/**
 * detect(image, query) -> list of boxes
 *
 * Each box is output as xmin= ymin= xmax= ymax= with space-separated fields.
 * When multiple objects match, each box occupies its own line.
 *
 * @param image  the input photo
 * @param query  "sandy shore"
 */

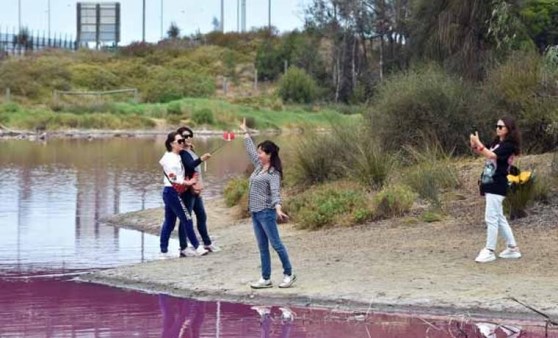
xmin=82 ymin=191 xmax=558 ymax=322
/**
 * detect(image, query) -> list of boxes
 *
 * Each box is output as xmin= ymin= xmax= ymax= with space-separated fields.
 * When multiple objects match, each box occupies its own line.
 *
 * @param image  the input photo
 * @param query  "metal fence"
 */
xmin=0 ymin=27 xmax=78 ymax=57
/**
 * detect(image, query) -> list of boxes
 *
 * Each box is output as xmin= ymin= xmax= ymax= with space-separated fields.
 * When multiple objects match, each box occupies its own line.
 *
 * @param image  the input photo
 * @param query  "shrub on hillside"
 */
xmin=70 ymin=64 xmax=121 ymax=91
xmin=286 ymin=182 xmax=373 ymax=229
xmin=477 ymin=51 xmax=558 ymax=153
xmin=373 ymin=184 xmax=416 ymax=220
xmin=278 ymin=67 xmax=318 ymax=104
xmin=143 ymin=68 xmax=215 ymax=103
xmin=367 ymin=64 xmax=474 ymax=155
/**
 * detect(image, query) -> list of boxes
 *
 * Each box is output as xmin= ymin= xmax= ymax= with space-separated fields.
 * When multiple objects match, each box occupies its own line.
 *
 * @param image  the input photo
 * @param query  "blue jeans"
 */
xmin=251 ymin=209 xmax=292 ymax=280
xmin=181 ymin=192 xmax=212 ymax=246
xmin=160 ymin=187 xmax=199 ymax=252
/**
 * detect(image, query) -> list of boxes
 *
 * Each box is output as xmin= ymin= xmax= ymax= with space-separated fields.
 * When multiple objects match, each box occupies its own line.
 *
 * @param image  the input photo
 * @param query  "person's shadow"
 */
xmin=159 ymin=294 xmax=205 ymax=338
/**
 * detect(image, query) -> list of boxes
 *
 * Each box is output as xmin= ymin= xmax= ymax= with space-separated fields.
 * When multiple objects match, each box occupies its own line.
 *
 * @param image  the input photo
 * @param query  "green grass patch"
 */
xmin=0 ymin=97 xmax=355 ymax=131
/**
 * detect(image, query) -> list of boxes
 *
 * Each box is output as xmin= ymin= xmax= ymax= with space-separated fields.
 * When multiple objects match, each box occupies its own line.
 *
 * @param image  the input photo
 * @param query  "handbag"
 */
xmin=163 ymin=170 xmax=188 ymax=194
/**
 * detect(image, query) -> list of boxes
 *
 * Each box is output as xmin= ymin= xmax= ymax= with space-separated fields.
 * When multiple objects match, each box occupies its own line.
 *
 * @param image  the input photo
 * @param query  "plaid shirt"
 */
xmin=244 ymin=137 xmax=282 ymax=213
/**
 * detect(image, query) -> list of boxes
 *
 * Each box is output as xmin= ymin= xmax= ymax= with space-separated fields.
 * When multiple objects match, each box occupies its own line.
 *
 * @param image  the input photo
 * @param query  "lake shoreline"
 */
xmin=82 ymin=197 xmax=558 ymax=326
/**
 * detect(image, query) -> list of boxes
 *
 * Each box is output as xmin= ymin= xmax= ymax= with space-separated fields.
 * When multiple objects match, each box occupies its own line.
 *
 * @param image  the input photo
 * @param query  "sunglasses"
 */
xmin=182 ymin=134 xmax=193 ymax=139
xmin=175 ymin=139 xmax=185 ymax=144
xmin=495 ymin=124 xmax=506 ymax=130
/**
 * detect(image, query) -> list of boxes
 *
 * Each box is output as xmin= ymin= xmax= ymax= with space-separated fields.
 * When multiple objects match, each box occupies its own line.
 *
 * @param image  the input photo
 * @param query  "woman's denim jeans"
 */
xmin=251 ymin=209 xmax=292 ymax=280
xmin=160 ymin=187 xmax=199 ymax=252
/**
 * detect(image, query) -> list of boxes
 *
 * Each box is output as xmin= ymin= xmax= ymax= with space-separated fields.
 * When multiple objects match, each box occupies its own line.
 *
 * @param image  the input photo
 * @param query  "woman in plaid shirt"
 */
xmin=240 ymin=118 xmax=296 ymax=289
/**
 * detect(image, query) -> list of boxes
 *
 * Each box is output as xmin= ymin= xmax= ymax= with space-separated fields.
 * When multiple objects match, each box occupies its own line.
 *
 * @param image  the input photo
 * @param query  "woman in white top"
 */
xmin=159 ymin=131 xmax=208 ymax=259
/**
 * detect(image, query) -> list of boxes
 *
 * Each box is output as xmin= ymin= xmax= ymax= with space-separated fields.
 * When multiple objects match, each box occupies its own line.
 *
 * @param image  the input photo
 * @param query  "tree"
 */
xmin=212 ymin=17 xmax=220 ymax=32
xmin=520 ymin=0 xmax=558 ymax=52
xmin=167 ymin=22 xmax=181 ymax=39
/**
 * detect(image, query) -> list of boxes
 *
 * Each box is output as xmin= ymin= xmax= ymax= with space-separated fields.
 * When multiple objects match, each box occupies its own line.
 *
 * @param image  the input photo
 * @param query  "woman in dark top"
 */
xmin=176 ymin=126 xmax=220 ymax=253
xmin=470 ymin=117 xmax=522 ymax=263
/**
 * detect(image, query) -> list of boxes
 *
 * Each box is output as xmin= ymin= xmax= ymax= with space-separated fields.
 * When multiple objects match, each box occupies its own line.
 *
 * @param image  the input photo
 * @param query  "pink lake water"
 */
xmin=0 ymin=137 xmax=554 ymax=337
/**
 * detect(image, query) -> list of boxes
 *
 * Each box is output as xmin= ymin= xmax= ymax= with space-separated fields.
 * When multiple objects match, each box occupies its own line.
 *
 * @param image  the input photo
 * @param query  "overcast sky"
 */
xmin=0 ymin=0 xmax=311 ymax=44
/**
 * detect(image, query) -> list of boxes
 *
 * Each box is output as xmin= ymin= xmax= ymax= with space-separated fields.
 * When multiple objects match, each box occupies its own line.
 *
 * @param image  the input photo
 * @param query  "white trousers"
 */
xmin=485 ymin=193 xmax=517 ymax=250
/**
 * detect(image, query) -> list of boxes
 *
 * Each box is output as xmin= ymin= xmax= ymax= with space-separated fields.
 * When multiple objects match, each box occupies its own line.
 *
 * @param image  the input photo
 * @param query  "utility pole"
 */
xmin=160 ymin=0 xmax=163 ymax=39
xmin=18 ymin=0 xmax=22 ymax=32
xmin=220 ymin=0 xmax=224 ymax=32
xmin=142 ymin=0 xmax=146 ymax=42
xmin=268 ymin=0 xmax=271 ymax=30
xmin=241 ymin=0 xmax=246 ymax=32
xmin=47 ymin=0 xmax=51 ymax=38
xmin=237 ymin=0 xmax=240 ymax=32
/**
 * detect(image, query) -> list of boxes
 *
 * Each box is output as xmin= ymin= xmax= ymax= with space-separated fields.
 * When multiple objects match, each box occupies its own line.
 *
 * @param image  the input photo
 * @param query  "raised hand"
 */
xmin=239 ymin=117 xmax=248 ymax=133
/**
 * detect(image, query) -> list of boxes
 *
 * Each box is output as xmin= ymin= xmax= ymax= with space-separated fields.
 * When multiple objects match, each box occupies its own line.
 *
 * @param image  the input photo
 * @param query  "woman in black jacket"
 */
xmin=470 ymin=116 xmax=522 ymax=263
xmin=177 ymin=127 xmax=221 ymax=253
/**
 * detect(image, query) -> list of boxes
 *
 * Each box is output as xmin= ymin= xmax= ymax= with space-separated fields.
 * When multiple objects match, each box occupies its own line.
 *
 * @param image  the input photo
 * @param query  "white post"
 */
xmin=6 ymin=88 xmax=11 ymax=102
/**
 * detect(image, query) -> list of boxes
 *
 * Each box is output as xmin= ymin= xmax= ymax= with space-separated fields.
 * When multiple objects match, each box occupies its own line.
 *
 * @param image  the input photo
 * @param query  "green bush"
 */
xmin=278 ymin=67 xmax=318 ymax=104
xmin=373 ymin=184 xmax=416 ymax=220
xmin=286 ymin=181 xmax=372 ymax=229
xmin=167 ymin=101 xmax=183 ymax=115
xmin=367 ymin=64 xmax=474 ymax=155
xmin=290 ymin=131 xmax=346 ymax=186
xmin=401 ymin=143 xmax=461 ymax=207
xmin=346 ymin=136 xmax=396 ymax=190
xmin=223 ymin=177 xmax=248 ymax=207
xmin=192 ymin=108 xmax=214 ymax=125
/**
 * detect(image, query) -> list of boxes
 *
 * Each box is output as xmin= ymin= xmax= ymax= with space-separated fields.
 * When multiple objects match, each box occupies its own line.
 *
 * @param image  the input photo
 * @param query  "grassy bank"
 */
xmin=0 ymin=97 xmax=357 ymax=132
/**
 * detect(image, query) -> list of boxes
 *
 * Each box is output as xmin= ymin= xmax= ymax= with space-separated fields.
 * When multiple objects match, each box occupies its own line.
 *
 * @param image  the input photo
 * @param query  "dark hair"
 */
xmin=177 ymin=126 xmax=193 ymax=137
xmin=492 ymin=116 xmax=521 ymax=155
xmin=165 ymin=131 xmax=180 ymax=152
xmin=257 ymin=140 xmax=283 ymax=179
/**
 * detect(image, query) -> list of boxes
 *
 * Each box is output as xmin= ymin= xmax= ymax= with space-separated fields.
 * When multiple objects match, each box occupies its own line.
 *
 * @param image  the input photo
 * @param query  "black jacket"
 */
xmin=179 ymin=149 xmax=202 ymax=179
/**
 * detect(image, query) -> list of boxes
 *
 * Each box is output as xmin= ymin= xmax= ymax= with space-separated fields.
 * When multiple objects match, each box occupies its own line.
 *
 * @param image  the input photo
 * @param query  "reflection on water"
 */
xmin=3 ymin=277 xmax=545 ymax=338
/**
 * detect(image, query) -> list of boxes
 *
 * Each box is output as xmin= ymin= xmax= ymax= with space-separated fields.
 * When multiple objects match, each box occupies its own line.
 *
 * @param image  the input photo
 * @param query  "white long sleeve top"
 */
xmin=159 ymin=152 xmax=186 ymax=186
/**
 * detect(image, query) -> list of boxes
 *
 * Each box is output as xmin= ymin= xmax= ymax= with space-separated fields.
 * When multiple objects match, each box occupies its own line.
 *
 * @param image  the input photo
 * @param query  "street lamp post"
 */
xmin=18 ymin=0 xmax=22 ymax=31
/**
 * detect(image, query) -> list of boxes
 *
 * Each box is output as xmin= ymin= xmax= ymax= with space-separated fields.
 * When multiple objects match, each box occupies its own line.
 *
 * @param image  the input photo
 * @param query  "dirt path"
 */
xmin=84 ymin=191 xmax=558 ymax=322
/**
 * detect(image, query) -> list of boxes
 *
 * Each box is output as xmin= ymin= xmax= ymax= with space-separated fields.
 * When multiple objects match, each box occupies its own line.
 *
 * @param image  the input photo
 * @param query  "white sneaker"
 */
xmin=279 ymin=307 xmax=294 ymax=321
xmin=159 ymin=252 xmax=173 ymax=260
xmin=475 ymin=248 xmax=496 ymax=263
xmin=278 ymin=274 xmax=297 ymax=288
xmin=250 ymin=278 xmax=272 ymax=289
xmin=204 ymin=244 xmax=222 ymax=253
xmin=180 ymin=247 xmax=196 ymax=257
xmin=250 ymin=305 xmax=271 ymax=317
xmin=194 ymin=246 xmax=209 ymax=256
xmin=499 ymin=247 xmax=522 ymax=259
